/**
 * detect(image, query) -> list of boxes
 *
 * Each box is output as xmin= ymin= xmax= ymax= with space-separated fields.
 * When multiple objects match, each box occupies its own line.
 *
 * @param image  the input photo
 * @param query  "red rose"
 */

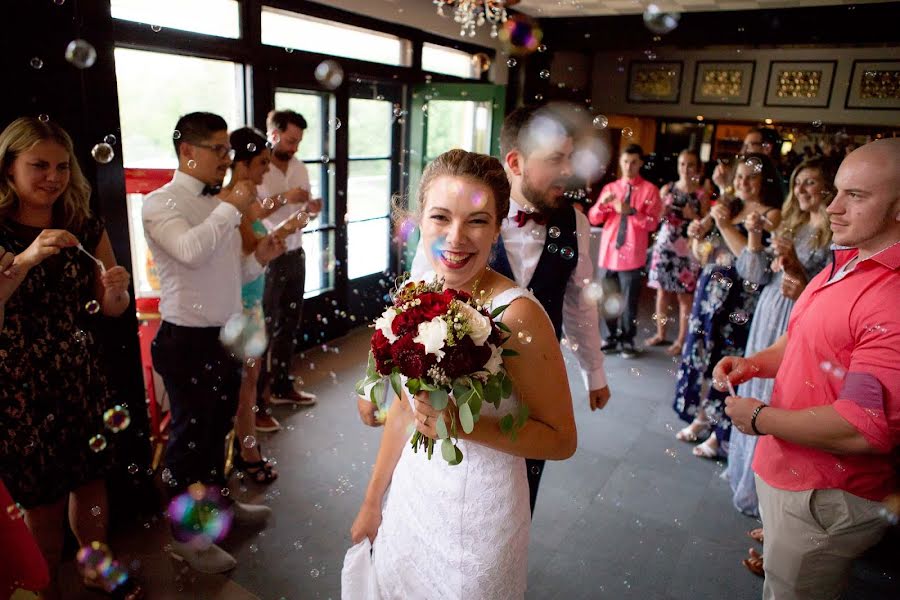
xmin=371 ymin=330 xmax=393 ymax=374
xmin=417 ymin=291 xmax=453 ymax=320
xmin=391 ymin=309 xmax=423 ymax=338
xmin=390 ymin=333 xmax=435 ymax=379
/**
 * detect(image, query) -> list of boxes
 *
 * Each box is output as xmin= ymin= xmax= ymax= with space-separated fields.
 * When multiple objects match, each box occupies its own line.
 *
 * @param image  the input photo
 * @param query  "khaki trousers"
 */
xmin=756 ymin=475 xmax=888 ymax=600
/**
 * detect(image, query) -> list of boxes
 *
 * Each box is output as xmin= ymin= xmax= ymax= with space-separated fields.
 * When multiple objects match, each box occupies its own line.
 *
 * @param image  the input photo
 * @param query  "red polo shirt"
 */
xmin=753 ymin=242 xmax=900 ymax=501
xmin=588 ymin=176 xmax=662 ymax=271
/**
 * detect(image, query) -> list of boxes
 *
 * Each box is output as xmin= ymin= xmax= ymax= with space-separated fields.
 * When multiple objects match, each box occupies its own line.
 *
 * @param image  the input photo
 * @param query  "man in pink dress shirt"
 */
xmin=588 ymin=144 xmax=662 ymax=358
xmin=714 ymin=138 xmax=900 ymax=600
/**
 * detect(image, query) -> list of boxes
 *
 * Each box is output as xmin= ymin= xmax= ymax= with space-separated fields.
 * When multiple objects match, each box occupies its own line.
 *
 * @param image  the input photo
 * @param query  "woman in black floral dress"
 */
xmin=0 ymin=118 xmax=141 ymax=599
xmin=646 ymin=149 xmax=709 ymax=356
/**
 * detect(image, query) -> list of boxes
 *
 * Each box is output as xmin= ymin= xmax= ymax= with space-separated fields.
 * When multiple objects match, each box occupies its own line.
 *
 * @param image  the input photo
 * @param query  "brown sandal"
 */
xmin=748 ymin=528 xmax=764 ymax=544
xmin=742 ymin=547 xmax=764 ymax=577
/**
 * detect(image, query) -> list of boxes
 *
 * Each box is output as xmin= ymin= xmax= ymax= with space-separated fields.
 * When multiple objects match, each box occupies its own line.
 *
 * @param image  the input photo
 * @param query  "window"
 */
xmin=347 ymin=97 xmax=394 ymax=279
xmin=273 ymin=89 xmax=337 ymax=296
xmin=422 ymin=43 xmax=478 ymax=79
xmin=424 ymin=100 xmax=492 ymax=160
xmin=261 ymin=7 xmax=411 ymax=66
xmin=114 ymin=48 xmax=244 ymax=167
xmin=111 ymin=0 xmax=241 ymax=38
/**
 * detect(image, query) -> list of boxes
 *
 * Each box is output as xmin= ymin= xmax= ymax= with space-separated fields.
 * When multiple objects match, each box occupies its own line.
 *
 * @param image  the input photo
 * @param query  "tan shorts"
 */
xmin=756 ymin=475 xmax=888 ymax=600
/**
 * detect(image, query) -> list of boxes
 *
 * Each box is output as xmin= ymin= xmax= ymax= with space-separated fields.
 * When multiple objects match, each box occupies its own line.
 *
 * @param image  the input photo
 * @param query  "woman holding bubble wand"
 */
xmin=0 ymin=117 xmax=141 ymax=598
xmin=671 ymin=153 xmax=782 ymax=460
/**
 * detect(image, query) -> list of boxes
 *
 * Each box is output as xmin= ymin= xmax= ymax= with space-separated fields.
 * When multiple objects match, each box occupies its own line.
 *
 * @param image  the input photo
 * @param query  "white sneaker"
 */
xmin=232 ymin=501 xmax=272 ymax=526
xmin=169 ymin=540 xmax=236 ymax=574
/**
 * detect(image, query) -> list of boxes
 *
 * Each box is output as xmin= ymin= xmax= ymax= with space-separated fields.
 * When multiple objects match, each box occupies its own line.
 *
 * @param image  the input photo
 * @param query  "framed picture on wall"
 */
xmin=626 ymin=61 xmax=682 ymax=104
xmin=764 ymin=61 xmax=836 ymax=108
xmin=691 ymin=61 xmax=755 ymax=105
xmin=845 ymin=60 xmax=900 ymax=110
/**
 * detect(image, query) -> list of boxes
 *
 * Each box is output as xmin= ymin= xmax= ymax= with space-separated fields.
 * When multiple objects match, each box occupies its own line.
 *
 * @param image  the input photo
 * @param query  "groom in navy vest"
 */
xmin=360 ymin=105 xmax=611 ymax=515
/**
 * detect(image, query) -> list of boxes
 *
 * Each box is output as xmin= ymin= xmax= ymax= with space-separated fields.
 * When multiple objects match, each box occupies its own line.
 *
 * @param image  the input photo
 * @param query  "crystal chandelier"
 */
xmin=433 ymin=0 xmax=519 ymax=38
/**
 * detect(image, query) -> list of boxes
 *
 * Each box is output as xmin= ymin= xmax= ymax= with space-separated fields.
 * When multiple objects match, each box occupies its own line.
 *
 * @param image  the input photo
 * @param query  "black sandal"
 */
xmin=233 ymin=442 xmax=278 ymax=484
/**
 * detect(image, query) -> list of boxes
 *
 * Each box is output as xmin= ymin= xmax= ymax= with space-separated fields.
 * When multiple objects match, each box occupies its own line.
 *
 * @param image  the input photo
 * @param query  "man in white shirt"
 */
xmin=360 ymin=106 xmax=611 ymax=513
xmin=256 ymin=109 xmax=322 ymax=409
xmin=143 ymin=112 xmax=285 ymax=573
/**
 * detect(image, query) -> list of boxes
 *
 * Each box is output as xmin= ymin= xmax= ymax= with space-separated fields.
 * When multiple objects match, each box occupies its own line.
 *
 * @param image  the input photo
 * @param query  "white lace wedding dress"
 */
xmin=345 ymin=286 xmax=542 ymax=600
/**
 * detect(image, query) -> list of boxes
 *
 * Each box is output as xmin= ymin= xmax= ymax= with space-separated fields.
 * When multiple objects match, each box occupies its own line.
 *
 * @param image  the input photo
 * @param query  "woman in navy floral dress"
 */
xmin=671 ymin=154 xmax=784 ymax=459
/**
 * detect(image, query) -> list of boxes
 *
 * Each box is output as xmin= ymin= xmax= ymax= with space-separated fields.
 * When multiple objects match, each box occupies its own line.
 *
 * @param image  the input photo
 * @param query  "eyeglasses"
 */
xmin=192 ymin=143 xmax=236 ymax=160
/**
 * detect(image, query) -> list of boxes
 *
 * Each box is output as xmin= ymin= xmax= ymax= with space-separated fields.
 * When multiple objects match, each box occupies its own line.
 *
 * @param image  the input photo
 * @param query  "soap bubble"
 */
xmin=38 ymin=114 xmax=50 ymax=123
xmin=30 ymin=57 xmax=43 ymax=69
xmin=173 ymin=130 xmax=181 ymax=140
xmin=560 ymin=246 xmax=575 ymax=260
xmin=88 ymin=434 xmax=107 ymax=452
xmin=742 ymin=280 xmax=760 ymax=293
xmin=745 ymin=156 xmax=764 ymax=173
xmin=593 ymin=115 xmax=609 ymax=129
xmin=315 ymin=60 xmax=344 ymax=90
xmin=548 ymin=226 xmax=561 ymax=238
xmin=328 ymin=117 xmax=342 ymax=131
xmin=517 ymin=331 xmax=533 ymax=344
xmin=539 ymin=69 xmax=550 ymax=80
xmin=103 ymin=405 xmax=131 ymax=433
xmin=103 ymin=134 xmax=117 ymax=145
xmin=602 ymin=293 xmax=625 ymax=318
xmin=167 ymin=483 xmax=233 ymax=548
xmin=220 ymin=312 xmax=268 ymax=360
xmin=85 ymin=300 xmax=101 ymax=314
xmin=6 ymin=502 xmax=24 ymax=520
xmin=729 ymin=310 xmax=749 ymax=325
xmin=76 ymin=541 xmax=113 ymax=580
xmin=582 ymin=281 xmax=604 ymax=303
xmin=242 ymin=435 xmax=257 ymax=449
xmin=622 ymin=127 xmax=634 ymax=138
xmin=247 ymin=143 xmax=256 ymax=152
xmin=471 ymin=52 xmax=491 ymax=73
xmin=547 ymin=243 xmax=559 ymax=254
xmin=499 ymin=14 xmax=542 ymax=55
xmin=91 ymin=143 xmax=115 ymax=164
xmin=65 ymin=39 xmax=97 ymax=69
xmin=187 ymin=159 xmax=197 ymax=169
xmin=507 ymin=58 xmax=517 ymax=68
xmin=643 ymin=5 xmax=680 ymax=35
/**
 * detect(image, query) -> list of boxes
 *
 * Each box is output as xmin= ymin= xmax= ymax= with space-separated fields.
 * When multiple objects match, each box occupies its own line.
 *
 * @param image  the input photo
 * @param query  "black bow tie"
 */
xmin=201 ymin=184 xmax=222 ymax=196
xmin=513 ymin=210 xmax=548 ymax=228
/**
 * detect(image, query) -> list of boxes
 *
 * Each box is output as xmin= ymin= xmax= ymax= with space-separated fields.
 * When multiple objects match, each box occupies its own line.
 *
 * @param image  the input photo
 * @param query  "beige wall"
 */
xmin=592 ymin=46 xmax=900 ymax=127
xmin=307 ymin=0 xmax=509 ymax=83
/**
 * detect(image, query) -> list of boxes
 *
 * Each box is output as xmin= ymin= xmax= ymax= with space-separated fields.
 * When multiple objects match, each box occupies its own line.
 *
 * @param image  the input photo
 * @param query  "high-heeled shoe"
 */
xmin=675 ymin=419 xmax=710 ymax=442
xmin=232 ymin=441 xmax=278 ymax=484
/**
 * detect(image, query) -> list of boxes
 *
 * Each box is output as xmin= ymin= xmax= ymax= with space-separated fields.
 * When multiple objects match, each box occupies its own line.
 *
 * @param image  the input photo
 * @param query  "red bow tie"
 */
xmin=513 ymin=210 xmax=547 ymax=228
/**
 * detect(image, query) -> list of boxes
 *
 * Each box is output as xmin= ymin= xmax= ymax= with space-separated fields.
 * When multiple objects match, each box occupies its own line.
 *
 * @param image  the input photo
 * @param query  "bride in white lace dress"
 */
xmin=345 ymin=150 xmax=576 ymax=599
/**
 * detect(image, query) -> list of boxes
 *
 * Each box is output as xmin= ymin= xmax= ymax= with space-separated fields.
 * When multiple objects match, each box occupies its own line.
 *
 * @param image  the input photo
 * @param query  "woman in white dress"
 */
xmin=347 ymin=149 xmax=577 ymax=599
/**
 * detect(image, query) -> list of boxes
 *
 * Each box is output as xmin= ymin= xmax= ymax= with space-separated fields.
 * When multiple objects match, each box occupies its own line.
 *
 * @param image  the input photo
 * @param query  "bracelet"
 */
xmin=750 ymin=404 xmax=767 ymax=435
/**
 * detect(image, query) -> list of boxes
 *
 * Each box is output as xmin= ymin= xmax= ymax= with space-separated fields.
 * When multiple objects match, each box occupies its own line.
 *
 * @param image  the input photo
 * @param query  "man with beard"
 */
xmin=361 ymin=105 xmax=611 ymax=514
xmin=256 ymin=110 xmax=323 ymax=419
xmin=588 ymin=144 xmax=662 ymax=358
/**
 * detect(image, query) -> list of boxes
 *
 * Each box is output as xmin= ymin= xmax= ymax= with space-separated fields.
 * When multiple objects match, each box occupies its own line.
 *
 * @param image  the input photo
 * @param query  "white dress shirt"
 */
xmin=258 ymin=157 xmax=311 ymax=253
xmin=142 ymin=170 xmax=263 ymax=327
xmin=411 ymin=198 xmax=608 ymax=390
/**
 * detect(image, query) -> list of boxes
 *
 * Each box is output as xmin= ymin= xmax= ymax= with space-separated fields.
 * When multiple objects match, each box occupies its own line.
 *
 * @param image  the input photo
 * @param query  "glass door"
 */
xmin=405 ymin=83 xmax=505 ymax=268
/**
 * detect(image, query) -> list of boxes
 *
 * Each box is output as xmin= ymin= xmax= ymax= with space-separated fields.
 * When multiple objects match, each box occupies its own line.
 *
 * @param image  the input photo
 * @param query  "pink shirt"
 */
xmin=588 ymin=176 xmax=662 ymax=271
xmin=753 ymin=243 xmax=900 ymax=502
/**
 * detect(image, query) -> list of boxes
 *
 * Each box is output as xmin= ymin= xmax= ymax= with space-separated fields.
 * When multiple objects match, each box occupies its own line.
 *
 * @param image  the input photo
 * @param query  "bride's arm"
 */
xmin=414 ymin=297 xmax=577 ymax=460
xmin=351 ymin=394 xmax=414 ymax=543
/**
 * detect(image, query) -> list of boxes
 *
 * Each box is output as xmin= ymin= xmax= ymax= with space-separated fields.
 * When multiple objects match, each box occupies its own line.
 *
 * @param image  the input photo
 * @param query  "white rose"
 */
xmin=414 ymin=317 xmax=448 ymax=361
xmin=375 ymin=308 xmax=398 ymax=343
xmin=484 ymin=343 xmax=503 ymax=375
xmin=457 ymin=302 xmax=492 ymax=346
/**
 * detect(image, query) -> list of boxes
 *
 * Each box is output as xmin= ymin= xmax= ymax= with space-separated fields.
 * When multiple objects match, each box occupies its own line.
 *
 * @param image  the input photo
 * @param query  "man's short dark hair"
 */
xmin=267 ymin=109 xmax=308 ymax=133
xmin=173 ymin=112 xmax=228 ymax=157
xmin=622 ymin=143 xmax=644 ymax=158
xmin=749 ymin=127 xmax=783 ymax=156
xmin=499 ymin=104 xmax=576 ymax=161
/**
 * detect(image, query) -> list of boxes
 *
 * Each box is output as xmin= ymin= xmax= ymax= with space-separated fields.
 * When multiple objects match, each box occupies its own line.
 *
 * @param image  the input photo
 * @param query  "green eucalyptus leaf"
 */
xmin=499 ymin=414 xmax=514 ymax=433
xmin=501 ymin=348 xmax=520 ymax=357
xmin=472 ymin=379 xmax=484 ymax=398
xmin=389 ymin=370 xmax=402 ymax=400
xmin=485 ymin=378 xmax=501 ymax=405
xmin=354 ymin=378 xmax=366 ymax=396
xmin=429 ymin=389 xmax=449 ymax=411
xmin=449 ymin=446 xmax=463 ymax=466
xmin=468 ymin=393 xmax=483 ymax=418
xmin=406 ymin=378 xmax=422 ymax=395
xmin=459 ymin=402 xmax=474 ymax=434
xmin=515 ymin=403 xmax=530 ymax=429
xmin=366 ymin=352 xmax=377 ymax=377
xmin=496 ymin=321 xmax=511 ymax=333
xmin=500 ymin=373 xmax=513 ymax=397
xmin=490 ymin=303 xmax=510 ymax=319
xmin=441 ymin=438 xmax=455 ymax=462
xmin=452 ymin=383 xmax=469 ymax=402
xmin=369 ymin=379 xmax=385 ymax=407
xmin=436 ymin=415 xmax=449 ymax=440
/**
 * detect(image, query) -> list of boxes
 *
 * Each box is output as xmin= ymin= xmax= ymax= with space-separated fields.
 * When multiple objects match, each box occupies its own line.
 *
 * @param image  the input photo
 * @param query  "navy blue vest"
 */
xmin=490 ymin=206 xmax=578 ymax=340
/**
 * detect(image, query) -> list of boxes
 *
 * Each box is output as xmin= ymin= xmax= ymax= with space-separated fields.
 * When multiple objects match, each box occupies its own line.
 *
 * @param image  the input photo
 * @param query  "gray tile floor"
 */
xmin=83 ymin=326 xmax=772 ymax=599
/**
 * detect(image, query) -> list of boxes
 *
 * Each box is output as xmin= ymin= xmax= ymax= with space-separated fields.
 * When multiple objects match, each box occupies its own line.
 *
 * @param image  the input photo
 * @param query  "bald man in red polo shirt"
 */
xmin=714 ymin=138 xmax=900 ymax=600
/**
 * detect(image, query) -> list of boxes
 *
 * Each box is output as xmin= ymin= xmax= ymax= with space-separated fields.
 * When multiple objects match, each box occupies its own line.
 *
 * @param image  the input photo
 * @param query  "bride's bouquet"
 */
xmin=356 ymin=277 xmax=527 ymax=465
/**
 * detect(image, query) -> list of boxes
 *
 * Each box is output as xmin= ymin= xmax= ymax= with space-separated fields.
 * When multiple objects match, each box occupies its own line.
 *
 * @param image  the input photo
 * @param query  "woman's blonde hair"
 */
xmin=0 ymin=117 xmax=92 ymax=231
xmin=778 ymin=156 xmax=834 ymax=250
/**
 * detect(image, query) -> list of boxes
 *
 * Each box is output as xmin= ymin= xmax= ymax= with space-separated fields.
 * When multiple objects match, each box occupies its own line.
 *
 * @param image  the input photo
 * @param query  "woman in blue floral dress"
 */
xmin=672 ymin=154 xmax=784 ymax=459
